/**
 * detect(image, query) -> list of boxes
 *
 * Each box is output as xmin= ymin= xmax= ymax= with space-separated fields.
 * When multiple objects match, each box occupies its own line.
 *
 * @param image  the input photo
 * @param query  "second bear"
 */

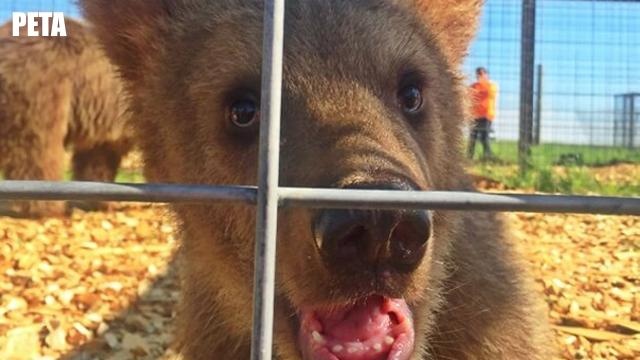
xmin=0 ymin=17 xmax=133 ymax=217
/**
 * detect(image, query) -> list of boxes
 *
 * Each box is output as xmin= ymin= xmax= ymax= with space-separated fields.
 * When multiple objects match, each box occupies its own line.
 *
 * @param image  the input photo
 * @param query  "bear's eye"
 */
xmin=229 ymin=98 xmax=260 ymax=129
xmin=397 ymin=85 xmax=423 ymax=114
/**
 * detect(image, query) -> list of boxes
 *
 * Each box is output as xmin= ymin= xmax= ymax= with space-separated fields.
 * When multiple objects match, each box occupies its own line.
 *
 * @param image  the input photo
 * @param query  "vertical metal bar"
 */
xmin=250 ymin=0 xmax=285 ymax=359
xmin=626 ymin=95 xmax=632 ymax=148
xmin=518 ymin=0 xmax=536 ymax=172
xmin=630 ymin=95 xmax=636 ymax=149
xmin=533 ymin=64 xmax=542 ymax=145
xmin=614 ymin=95 xmax=620 ymax=146
xmin=623 ymin=95 xmax=630 ymax=147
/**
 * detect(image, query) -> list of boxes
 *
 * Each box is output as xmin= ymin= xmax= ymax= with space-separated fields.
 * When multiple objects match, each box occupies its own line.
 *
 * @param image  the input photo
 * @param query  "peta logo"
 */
xmin=12 ymin=12 xmax=67 ymax=37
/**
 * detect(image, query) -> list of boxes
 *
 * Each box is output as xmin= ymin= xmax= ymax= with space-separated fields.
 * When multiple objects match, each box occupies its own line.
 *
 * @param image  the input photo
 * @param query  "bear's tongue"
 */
xmin=299 ymin=297 xmax=414 ymax=360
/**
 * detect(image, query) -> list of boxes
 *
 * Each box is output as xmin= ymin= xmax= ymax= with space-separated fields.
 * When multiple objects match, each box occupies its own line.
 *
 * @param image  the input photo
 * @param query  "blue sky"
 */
xmin=3 ymin=0 xmax=639 ymax=146
xmin=464 ymin=0 xmax=640 ymax=145
xmin=0 ymin=1 xmax=80 ymax=19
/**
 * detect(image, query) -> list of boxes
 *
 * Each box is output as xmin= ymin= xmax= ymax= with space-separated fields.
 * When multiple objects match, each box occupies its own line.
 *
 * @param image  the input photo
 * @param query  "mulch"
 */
xmin=0 ymin=199 xmax=638 ymax=359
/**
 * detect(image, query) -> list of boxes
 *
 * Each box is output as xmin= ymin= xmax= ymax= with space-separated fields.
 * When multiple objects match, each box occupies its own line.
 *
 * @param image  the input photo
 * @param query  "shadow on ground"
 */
xmin=60 ymin=257 xmax=180 ymax=360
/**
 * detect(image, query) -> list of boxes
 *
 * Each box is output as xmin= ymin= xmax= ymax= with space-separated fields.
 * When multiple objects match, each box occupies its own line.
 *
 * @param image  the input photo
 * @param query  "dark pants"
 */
xmin=468 ymin=117 xmax=492 ymax=159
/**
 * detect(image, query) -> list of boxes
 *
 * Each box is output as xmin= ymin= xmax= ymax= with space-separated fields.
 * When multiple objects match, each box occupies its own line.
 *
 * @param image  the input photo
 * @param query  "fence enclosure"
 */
xmin=3 ymin=0 xmax=639 ymax=166
xmin=1 ymin=1 xmax=639 ymax=359
xmin=614 ymin=93 xmax=639 ymax=149
xmin=465 ymin=0 xmax=640 ymax=167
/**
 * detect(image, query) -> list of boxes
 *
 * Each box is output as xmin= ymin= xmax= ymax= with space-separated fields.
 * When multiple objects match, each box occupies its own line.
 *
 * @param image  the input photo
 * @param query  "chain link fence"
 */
xmin=464 ymin=0 xmax=640 ymax=170
xmin=4 ymin=0 xmax=639 ymax=193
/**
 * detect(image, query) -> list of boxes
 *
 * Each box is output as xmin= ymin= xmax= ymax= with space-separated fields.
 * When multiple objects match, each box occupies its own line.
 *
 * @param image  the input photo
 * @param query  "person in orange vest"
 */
xmin=468 ymin=67 xmax=498 ymax=160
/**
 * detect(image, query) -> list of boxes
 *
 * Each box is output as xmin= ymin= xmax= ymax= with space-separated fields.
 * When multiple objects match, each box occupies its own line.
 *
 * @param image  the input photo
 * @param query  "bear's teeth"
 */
xmin=332 ymin=345 xmax=343 ymax=353
xmin=312 ymin=331 xmax=325 ymax=344
xmin=373 ymin=343 xmax=382 ymax=352
xmin=385 ymin=336 xmax=394 ymax=345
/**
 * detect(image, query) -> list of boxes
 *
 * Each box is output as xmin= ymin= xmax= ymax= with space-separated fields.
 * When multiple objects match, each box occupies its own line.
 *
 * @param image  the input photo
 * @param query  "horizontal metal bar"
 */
xmin=278 ymin=187 xmax=640 ymax=216
xmin=0 ymin=181 xmax=257 ymax=204
xmin=0 ymin=181 xmax=638 ymax=215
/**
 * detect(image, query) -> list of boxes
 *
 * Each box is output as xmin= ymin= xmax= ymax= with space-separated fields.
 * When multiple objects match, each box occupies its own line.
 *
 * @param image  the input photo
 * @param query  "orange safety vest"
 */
xmin=470 ymin=80 xmax=498 ymax=121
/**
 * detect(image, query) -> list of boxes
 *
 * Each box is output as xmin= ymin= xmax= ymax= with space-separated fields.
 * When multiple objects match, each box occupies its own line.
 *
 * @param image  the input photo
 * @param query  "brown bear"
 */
xmin=82 ymin=1 xmax=555 ymax=359
xmin=0 ymin=17 xmax=133 ymax=217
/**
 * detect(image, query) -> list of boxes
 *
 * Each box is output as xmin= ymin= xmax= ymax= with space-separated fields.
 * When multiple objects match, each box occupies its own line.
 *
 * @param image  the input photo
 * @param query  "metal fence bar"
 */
xmin=0 ymin=181 xmax=257 ymax=203
xmin=250 ymin=0 xmax=285 ymax=359
xmin=278 ymin=188 xmax=640 ymax=216
xmin=0 ymin=181 xmax=639 ymax=215
xmin=518 ymin=0 xmax=536 ymax=172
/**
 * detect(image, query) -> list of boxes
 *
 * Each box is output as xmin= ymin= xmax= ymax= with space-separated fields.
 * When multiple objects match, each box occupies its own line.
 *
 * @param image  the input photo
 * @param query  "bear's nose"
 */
xmin=313 ymin=183 xmax=432 ymax=272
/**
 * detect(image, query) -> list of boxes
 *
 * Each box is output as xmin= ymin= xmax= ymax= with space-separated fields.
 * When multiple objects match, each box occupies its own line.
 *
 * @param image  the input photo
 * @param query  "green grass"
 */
xmin=484 ymin=141 xmax=640 ymax=167
xmin=61 ymin=170 xmax=146 ymax=183
xmin=473 ymin=163 xmax=640 ymax=196
xmin=2 ymin=141 xmax=638 ymax=196
xmin=470 ymin=141 xmax=640 ymax=195
xmin=114 ymin=170 xmax=146 ymax=183
xmin=0 ymin=170 xmax=146 ymax=183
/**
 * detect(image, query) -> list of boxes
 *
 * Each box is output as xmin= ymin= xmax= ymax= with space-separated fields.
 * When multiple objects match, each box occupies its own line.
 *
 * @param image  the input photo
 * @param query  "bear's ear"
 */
xmin=411 ymin=0 xmax=484 ymax=65
xmin=80 ymin=0 xmax=185 ymax=82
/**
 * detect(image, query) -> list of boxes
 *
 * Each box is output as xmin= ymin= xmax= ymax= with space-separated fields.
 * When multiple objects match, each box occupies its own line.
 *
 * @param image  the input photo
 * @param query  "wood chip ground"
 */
xmin=0 ymin=187 xmax=638 ymax=359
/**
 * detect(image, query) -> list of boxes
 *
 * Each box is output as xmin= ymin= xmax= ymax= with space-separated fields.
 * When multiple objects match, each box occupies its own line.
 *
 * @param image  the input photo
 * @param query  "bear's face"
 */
xmin=82 ymin=1 xmax=482 ymax=359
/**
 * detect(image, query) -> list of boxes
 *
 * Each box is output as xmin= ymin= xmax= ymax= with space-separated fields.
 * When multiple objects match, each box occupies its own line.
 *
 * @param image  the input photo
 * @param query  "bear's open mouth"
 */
xmin=298 ymin=296 xmax=415 ymax=360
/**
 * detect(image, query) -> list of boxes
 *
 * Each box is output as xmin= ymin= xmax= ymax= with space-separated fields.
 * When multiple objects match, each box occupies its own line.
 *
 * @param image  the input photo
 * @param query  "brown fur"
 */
xmin=0 ymin=18 xmax=133 ymax=217
xmin=81 ymin=1 xmax=555 ymax=359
